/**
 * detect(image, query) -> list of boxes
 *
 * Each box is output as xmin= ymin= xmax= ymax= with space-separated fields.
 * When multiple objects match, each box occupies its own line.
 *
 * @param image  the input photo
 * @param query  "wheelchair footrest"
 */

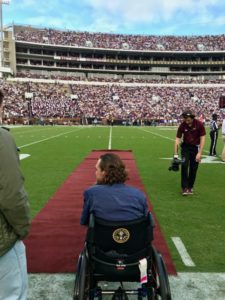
xmin=112 ymin=287 xmax=129 ymax=300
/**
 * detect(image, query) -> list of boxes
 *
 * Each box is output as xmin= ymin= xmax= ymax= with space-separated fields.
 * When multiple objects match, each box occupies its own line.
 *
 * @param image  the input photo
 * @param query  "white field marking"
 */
xmin=139 ymin=127 xmax=210 ymax=155
xmin=4 ymin=125 xmax=25 ymax=129
xmin=108 ymin=126 xmax=112 ymax=150
xmin=161 ymin=155 xmax=224 ymax=164
xmin=157 ymin=127 xmax=177 ymax=130
xmin=12 ymin=127 xmax=59 ymax=136
xmin=172 ymin=237 xmax=195 ymax=267
xmin=18 ymin=128 xmax=83 ymax=149
xmin=195 ymin=155 xmax=224 ymax=164
xmin=19 ymin=154 xmax=30 ymax=160
xmin=139 ymin=127 xmax=175 ymax=142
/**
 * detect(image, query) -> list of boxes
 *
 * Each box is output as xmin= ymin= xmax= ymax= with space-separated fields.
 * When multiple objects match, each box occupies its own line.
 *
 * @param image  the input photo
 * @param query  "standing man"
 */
xmin=174 ymin=110 xmax=206 ymax=196
xmin=222 ymin=116 xmax=225 ymax=162
xmin=0 ymin=90 xmax=31 ymax=299
xmin=209 ymin=114 xmax=219 ymax=156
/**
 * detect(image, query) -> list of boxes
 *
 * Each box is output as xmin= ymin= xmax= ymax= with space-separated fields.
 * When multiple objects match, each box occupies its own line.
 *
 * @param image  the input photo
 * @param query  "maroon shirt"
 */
xmin=176 ymin=119 xmax=206 ymax=146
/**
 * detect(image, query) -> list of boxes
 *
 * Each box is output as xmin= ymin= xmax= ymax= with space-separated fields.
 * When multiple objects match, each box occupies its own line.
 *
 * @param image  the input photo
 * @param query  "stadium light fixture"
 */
xmin=0 ymin=0 xmax=10 ymax=68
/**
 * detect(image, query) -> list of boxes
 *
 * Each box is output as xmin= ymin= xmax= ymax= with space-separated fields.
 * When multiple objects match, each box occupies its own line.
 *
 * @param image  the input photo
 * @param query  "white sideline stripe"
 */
xmin=18 ymin=128 xmax=83 ymax=149
xmin=172 ymin=237 xmax=195 ymax=267
xmin=139 ymin=127 xmax=209 ymax=154
xmin=19 ymin=154 xmax=30 ymax=160
xmin=108 ymin=126 xmax=112 ymax=150
xmin=139 ymin=127 xmax=175 ymax=141
xmin=12 ymin=127 xmax=59 ymax=135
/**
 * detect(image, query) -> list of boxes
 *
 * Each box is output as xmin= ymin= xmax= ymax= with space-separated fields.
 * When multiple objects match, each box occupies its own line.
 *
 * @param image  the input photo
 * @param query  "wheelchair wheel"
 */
xmin=74 ymin=250 xmax=91 ymax=300
xmin=150 ymin=246 xmax=171 ymax=300
xmin=158 ymin=253 xmax=171 ymax=300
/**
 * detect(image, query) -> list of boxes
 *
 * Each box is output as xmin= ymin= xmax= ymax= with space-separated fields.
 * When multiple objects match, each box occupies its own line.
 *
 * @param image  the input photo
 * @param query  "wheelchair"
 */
xmin=74 ymin=212 xmax=171 ymax=300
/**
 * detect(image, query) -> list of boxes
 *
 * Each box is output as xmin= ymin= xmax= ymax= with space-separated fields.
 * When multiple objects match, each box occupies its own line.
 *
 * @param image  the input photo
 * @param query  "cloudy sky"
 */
xmin=3 ymin=0 xmax=225 ymax=35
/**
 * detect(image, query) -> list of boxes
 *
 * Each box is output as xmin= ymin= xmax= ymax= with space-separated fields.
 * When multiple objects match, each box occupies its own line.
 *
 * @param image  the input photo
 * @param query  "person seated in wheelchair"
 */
xmin=80 ymin=153 xmax=148 ymax=226
xmin=76 ymin=153 xmax=171 ymax=300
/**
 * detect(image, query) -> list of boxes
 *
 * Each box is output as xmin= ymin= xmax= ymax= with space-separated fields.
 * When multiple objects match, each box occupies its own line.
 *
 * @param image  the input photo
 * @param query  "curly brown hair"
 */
xmin=99 ymin=153 xmax=129 ymax=185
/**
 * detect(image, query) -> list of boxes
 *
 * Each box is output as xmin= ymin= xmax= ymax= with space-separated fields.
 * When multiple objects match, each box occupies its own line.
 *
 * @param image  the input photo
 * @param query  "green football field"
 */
xmin=10 ymin=125 xmax=225 ymax=273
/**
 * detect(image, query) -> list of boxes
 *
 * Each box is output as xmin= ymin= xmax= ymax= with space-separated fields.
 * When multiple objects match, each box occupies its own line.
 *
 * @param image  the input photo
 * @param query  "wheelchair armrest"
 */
xmin=148 ymin=212 xmax=155 ymax=228
xmin=89 ymin=213 xmax=95 ymax=228
xmin=86 ymin=213 xmax=95 ymax=244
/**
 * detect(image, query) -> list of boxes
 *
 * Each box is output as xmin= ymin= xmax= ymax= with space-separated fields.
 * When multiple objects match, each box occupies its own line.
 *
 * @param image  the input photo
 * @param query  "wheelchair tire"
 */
xmin=74 ymin=250 xmax=91 ymax=300
xmin=158 ymin=253 xmax=171 ymax=300
xmin=151 ymin=246 xmax=171 ymax=300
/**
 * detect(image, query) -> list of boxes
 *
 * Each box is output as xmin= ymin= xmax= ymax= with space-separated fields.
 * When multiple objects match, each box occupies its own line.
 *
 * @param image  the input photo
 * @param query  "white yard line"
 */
xmin=172 ymin=237 xmax=195 ymax=267
xmin=139 ymin=127 xmax=209 ymax=154
xmin=139 ymin=127 xmax=176 ymax=142
xmin=108 ymin=126 xmax=112 ymax=150
xmin=19 ymin=154 xmax=30 ymax=160
xmin=18 ymin=128 xmax=83 ymax=149
xmin=12 ymin=127 xmax=58 ymax=135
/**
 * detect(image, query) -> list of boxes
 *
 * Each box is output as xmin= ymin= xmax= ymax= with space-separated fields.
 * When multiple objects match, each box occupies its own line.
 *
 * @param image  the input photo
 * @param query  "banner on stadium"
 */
xmin=25 ymin=92 xmax=33 ymax=99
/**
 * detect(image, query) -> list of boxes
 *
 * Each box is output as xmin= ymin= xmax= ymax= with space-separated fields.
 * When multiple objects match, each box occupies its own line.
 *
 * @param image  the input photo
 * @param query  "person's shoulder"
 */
xmin=0 ymin=127 xmax=12 ymax=145
xmin=84 ymin=184 xmax=106 ymax=194
xmin=0 ymin=126 xmax=10 ymax=134
xmin=178 ymin=121 xmax=185 ymax=129
xmin=195 ymin=119 xmax=205 ymax=127
xmin=125 ymin=185 xmax=145 ymax=196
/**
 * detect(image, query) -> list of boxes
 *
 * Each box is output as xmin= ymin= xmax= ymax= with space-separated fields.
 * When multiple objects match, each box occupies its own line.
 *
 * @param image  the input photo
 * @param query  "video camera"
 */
xmin=168 ymin=156 xmax=184 ymax=171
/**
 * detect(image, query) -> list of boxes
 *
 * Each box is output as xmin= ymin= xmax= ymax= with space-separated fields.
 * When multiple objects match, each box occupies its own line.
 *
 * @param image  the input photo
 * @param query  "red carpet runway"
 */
xmin=25 ymin=150 xmax=176 ymax=275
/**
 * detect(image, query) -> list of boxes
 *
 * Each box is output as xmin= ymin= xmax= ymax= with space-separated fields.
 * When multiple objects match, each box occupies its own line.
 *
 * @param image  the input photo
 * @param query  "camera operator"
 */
xmin=174 ymin=110 xmax=206 ymax=196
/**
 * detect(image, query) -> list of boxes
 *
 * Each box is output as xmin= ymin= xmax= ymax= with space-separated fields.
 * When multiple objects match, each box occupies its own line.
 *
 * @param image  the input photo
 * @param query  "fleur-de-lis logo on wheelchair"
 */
xmin=112 ymin=228 xmax=130 ymax=243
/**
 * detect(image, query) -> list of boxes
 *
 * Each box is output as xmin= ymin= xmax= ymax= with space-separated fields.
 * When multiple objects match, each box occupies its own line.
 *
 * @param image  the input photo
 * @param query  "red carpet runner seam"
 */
xmin=25 ymin=150 xmax=176 ymax=275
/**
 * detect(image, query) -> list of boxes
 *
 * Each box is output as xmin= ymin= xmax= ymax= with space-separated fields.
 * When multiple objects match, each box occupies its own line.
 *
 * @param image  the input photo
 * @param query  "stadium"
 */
xmin=0 ymin=1 xmax=225 ymax=300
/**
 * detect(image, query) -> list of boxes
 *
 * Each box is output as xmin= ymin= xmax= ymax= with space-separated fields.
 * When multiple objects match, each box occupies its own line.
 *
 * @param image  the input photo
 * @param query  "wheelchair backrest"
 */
xmin=86 ymin=212 xmax=154 ymax=255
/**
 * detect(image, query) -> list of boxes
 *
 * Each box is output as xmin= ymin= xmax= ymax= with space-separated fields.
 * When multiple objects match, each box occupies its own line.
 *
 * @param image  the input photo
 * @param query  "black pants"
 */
xmin=209 ymin=131 xmax=218 ymax=155
xmin=181 ymin=143 xmax=199 ymax=189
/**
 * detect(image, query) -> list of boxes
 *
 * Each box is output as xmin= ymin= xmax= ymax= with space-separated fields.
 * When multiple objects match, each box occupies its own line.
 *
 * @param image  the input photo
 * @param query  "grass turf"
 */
xmin=11 ymin=125 xmax=225 ymax=273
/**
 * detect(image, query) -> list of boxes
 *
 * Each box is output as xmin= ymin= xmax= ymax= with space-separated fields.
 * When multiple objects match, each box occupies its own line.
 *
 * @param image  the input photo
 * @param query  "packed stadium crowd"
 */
xmin=15 ymin=72 xmax=225 ymax=84
xmin=15 ymin=27 xmax=225 ymax=51
xmin=1 ymin=81 xmax=223 ymax=123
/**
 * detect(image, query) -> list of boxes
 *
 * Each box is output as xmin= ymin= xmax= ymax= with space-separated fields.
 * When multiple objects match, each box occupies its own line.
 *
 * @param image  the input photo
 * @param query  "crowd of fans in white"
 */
xmin=2 ymin=81 xmax=223 ymax=123
xmin=15 ymin=27 xmax=225 ymax=51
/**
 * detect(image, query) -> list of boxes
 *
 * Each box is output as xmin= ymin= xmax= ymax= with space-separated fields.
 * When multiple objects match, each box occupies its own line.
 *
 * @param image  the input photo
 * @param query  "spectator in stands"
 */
xmin=80 ymin=153 xmax=148 ymax=225
xmin=174 ymin=110 xmax=206 ymax=196
xmin=209 ymin=113 xmax=219 ymax=156
xmin=14 ymin=26 xmax=225 ymax=51
xmin=1 ymin=81 xmax=223 ymax=123
xmin=0 ymin=90 xmax=31 ymax=299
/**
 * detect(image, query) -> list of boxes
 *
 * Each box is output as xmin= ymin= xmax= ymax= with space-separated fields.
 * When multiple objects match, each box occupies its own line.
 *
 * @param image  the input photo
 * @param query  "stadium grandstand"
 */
xmin=1 ymin=25 xmax=225 ymax=125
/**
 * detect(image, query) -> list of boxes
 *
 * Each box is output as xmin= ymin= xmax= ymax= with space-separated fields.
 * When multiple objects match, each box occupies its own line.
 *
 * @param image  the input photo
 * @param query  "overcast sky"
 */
xmin=3 ymin=0 xmax=225 ymax=36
